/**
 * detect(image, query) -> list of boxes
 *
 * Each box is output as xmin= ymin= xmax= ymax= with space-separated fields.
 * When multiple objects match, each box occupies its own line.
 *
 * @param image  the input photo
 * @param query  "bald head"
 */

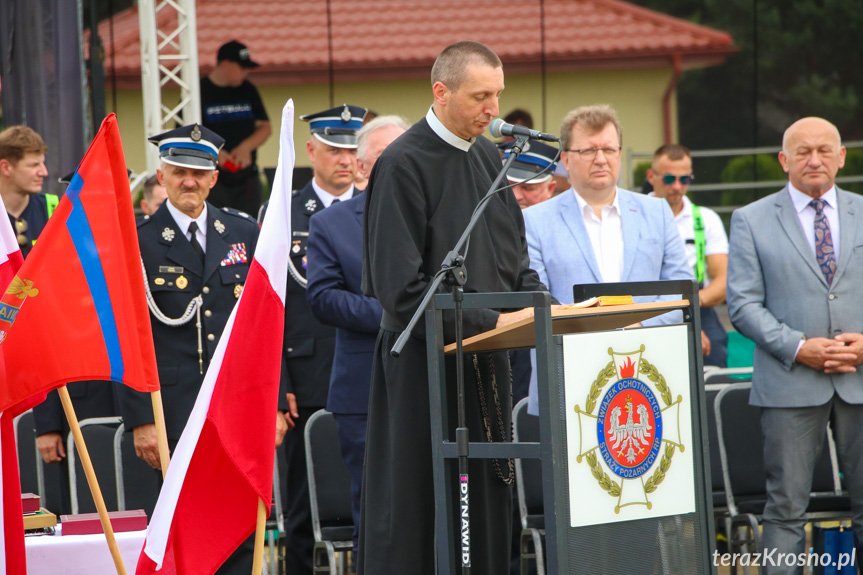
xmin=782 ymin=117 xmax=841 ymax=152
xmin=779 ymin=117 xmax=845 ymax=198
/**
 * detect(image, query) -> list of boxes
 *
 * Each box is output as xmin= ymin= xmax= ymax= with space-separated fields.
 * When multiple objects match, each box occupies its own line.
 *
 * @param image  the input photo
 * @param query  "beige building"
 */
xmin=102 ymin=0 xmax=736 ymax=189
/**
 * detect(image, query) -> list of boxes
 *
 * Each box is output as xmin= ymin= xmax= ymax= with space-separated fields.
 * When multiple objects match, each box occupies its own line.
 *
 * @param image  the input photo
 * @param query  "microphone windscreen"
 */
xmin=489 ymin=118 xmax=506 ymax=139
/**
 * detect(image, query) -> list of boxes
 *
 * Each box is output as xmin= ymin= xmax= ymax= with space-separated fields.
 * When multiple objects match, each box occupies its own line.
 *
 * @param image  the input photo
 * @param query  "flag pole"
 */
xmin=150 ymin=390 xmax=171 ymax=477
xmin=59 ymin=385 xmax=128 ymax=575
xmin=251 ymin=497 xmax=268 ymax=575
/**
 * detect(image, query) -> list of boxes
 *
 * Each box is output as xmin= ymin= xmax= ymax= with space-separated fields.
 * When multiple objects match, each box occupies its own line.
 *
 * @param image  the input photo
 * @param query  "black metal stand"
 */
xmin=391 ymin=135 xmax=530 ymax=574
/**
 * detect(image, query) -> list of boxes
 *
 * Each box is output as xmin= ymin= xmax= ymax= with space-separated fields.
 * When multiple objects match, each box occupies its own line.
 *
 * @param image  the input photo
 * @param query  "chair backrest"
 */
xmin=14 ymin=411 xmax=40 ymax=497
xmin=704 ymin=383 xmax=730 ymax=508
xmin=704 ymin=367 xmax=753 ymax=386
xmin=67 ymin=417 xmax=122 ymax=514
xmin=714 ymin=382 xmax=838 ymax=517
xmin=115 ymin=423 xmax=160 ymax=518
xmin=513 ymin=398 xmax=544 ymax=529
xmin=304 ymin=409 xmax=354 ymax=541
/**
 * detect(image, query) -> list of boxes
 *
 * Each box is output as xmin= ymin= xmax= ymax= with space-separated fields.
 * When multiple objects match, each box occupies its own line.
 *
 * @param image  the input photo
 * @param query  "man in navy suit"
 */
xmin=306 ymin=115 xmax=408 ymax=561
xmin=273 ymin=104 xmax=367 ymax=573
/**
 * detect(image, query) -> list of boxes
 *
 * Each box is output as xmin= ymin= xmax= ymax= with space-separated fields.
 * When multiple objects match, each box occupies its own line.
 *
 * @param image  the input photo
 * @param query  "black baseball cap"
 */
xmin=217 ymin=40 xmax=260 ymax=69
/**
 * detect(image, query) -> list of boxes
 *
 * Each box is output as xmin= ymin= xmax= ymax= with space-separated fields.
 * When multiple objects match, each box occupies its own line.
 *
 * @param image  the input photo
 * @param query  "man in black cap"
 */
xmin=200 ymin=40 xmax=271 ymax=217
xmin=118 ymin=123 xmax=280 ymax=574
xmin=263 ymin=103 xmax=366 ymax=573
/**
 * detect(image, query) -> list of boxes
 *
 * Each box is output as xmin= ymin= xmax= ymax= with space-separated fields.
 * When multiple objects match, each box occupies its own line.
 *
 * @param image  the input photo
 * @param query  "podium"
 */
xmin=426 ymin=280 xmax=715 ymax=574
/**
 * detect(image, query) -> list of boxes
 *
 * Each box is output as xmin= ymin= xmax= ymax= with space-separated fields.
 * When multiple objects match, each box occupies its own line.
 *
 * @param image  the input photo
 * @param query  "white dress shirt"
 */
xmin=166 ymin=200 xmax=207 ymax=253
xmin=312 ymin=179 xmax=354 ymax=208
xmin=572 ymin=188 xmax=623 ymax=283
xmin=649 ymin=194 xmax=728 ymax=287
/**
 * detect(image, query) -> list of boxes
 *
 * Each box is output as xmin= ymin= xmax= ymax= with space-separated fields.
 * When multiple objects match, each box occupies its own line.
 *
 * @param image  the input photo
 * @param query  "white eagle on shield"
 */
xmin=607 ymin=395 xmax=653 ymax=464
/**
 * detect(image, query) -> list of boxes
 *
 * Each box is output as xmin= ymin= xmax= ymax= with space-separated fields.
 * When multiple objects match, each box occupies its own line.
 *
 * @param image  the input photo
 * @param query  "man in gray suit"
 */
xmin=727 ymin=117 xmax=863 ymax=574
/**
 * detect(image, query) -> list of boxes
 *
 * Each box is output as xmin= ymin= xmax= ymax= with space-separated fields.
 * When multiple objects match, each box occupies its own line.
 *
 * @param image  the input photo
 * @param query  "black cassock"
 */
xmin=360 ymin=118 xmax=547 ymax=574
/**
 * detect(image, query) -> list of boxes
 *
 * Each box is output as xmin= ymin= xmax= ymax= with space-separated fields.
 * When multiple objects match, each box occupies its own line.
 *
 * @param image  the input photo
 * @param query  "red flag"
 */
xmin=136 ymin=100 xmax=293 ymax=574
xmin=0 ymin=114 xmax=159 ymax=413
xmin=0 ymin=194 xmax=27 ymax=574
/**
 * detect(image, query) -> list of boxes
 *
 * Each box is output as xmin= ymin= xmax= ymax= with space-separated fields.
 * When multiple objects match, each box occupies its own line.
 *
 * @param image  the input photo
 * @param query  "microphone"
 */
xmin=489 ymin=118 xmax=559 ymax=142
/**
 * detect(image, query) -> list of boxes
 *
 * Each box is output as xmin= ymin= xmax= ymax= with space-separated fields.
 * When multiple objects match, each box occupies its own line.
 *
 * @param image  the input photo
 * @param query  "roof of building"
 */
xmin=101 ymin=0 xmax=736 ymax=88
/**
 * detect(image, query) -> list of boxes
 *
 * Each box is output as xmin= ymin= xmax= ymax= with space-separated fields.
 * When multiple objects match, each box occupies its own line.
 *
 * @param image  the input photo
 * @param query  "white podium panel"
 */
xmin=562 ymin=325 xmax=696 ymax=528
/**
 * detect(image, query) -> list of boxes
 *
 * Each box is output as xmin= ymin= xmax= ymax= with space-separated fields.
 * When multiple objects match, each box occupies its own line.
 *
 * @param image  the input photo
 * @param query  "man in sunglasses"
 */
xmin=648 ymin=144 xmax=729 ymax=367
xmin=0 ymin=125 xmax=54 ymax=259
xmin=522 ymin=104 xmax=691 ymax=414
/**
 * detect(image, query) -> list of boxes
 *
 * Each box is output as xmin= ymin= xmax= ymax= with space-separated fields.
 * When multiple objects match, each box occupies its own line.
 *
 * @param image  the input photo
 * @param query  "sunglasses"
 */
xmin=660 ymin=174 xmax=693 ymax=186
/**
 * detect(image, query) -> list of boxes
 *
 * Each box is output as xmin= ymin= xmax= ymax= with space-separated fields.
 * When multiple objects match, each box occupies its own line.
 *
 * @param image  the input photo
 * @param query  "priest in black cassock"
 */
xmin=359 ymin=41 xmax=549 ymax=575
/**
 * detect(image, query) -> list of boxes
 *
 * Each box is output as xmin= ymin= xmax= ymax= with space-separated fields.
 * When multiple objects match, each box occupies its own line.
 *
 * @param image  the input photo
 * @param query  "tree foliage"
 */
xmin=628 ymin=0 xmax=863 ymax=149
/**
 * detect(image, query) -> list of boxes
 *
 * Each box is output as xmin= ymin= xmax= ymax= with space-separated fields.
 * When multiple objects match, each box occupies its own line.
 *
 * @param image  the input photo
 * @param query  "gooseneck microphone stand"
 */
xmin=391 ymin=134 xmax=530 ymax=575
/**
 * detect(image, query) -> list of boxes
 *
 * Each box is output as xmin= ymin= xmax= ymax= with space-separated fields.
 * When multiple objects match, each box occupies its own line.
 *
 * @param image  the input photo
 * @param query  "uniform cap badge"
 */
xmin=340 ymin=105 xmax=352 ymax=123
xmin=191 ymin=124 xmax=202 ymax=142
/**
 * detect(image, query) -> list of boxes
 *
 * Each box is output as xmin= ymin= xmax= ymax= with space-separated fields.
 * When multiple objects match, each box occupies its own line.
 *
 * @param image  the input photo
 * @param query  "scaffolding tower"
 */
xmin=138 ymin=0 xmax=200 ymax=174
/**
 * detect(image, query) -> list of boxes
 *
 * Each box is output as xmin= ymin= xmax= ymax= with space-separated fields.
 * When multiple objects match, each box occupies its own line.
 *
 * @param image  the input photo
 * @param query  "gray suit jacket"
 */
xmin=727 ymin=186 xmax=863 ymax=407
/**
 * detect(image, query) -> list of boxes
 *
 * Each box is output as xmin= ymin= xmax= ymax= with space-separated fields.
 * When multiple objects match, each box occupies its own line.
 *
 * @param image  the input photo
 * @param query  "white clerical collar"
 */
xmin=166 ymin=200 xmax=208 ymax=237
xmin=788 ymin=183 xmax=837 ymax=214
xmin=426 ymin=107 xmax=474 ymax=152
xmin=312 ymin=179 xmax=354 ymax=208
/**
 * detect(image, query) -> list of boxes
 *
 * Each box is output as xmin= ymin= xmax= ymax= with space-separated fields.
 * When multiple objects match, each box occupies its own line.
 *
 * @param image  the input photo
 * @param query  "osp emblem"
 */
xmin=573 ymin=345 xmax=684 ymax=513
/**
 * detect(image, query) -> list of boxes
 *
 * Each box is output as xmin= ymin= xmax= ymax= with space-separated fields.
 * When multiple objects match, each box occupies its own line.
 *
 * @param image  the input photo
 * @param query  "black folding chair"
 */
xmin=67 ymin=416 xmax=123 ymax=514
xmin=14 ymin=410 xmax=40 ymax=496
xmin=513 ymin=398 xmax=545 ymax=575
xmin=305 ymin=409 xmax=354 ymax=574
xmin=704 ymin=366 xmax=754 ymax=386
xmin=714 ymin=382 xmax=849 ymax=574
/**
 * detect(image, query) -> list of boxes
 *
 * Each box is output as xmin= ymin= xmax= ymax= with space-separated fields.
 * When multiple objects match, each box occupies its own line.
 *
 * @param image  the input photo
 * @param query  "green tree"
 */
xmin=719 ymin=154 xmax=785 ymax=206
xmin=627 ymin=0 xmax=863 ymax=150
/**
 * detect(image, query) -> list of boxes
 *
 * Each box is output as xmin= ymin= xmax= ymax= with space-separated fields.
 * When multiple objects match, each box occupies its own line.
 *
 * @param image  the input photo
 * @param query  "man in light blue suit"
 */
xmin=727 ymin=117 xmax=863 ymax=575
xmin=523 ymin=105 xmax=691 ymax=414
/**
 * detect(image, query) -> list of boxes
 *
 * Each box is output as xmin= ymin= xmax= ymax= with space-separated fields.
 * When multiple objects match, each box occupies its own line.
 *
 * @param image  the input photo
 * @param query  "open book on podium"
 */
xmin=443 ymin=298 xmax=689 ymax=354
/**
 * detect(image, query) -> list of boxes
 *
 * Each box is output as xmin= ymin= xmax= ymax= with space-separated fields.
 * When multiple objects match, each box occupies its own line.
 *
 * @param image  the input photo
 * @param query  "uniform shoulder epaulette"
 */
xmin=220 ymin=206 xmax=257 ymax=224
xmin=137 ymin=214 xmax=153 ymax=228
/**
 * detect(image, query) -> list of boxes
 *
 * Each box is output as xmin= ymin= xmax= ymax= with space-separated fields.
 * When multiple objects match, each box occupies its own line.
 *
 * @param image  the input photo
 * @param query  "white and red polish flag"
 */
xmin=136 ymin=100 xmax=295 ymax=574
xmin=0 ymin=193 xmax=29 ymax=575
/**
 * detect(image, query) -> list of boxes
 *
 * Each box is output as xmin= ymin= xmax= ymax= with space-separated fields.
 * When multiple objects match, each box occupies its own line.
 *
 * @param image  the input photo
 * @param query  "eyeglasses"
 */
xmin=660 ymin=174 xmax=694 ymax=186
xmin=564 ymin=147 xmax=622 ymax=160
